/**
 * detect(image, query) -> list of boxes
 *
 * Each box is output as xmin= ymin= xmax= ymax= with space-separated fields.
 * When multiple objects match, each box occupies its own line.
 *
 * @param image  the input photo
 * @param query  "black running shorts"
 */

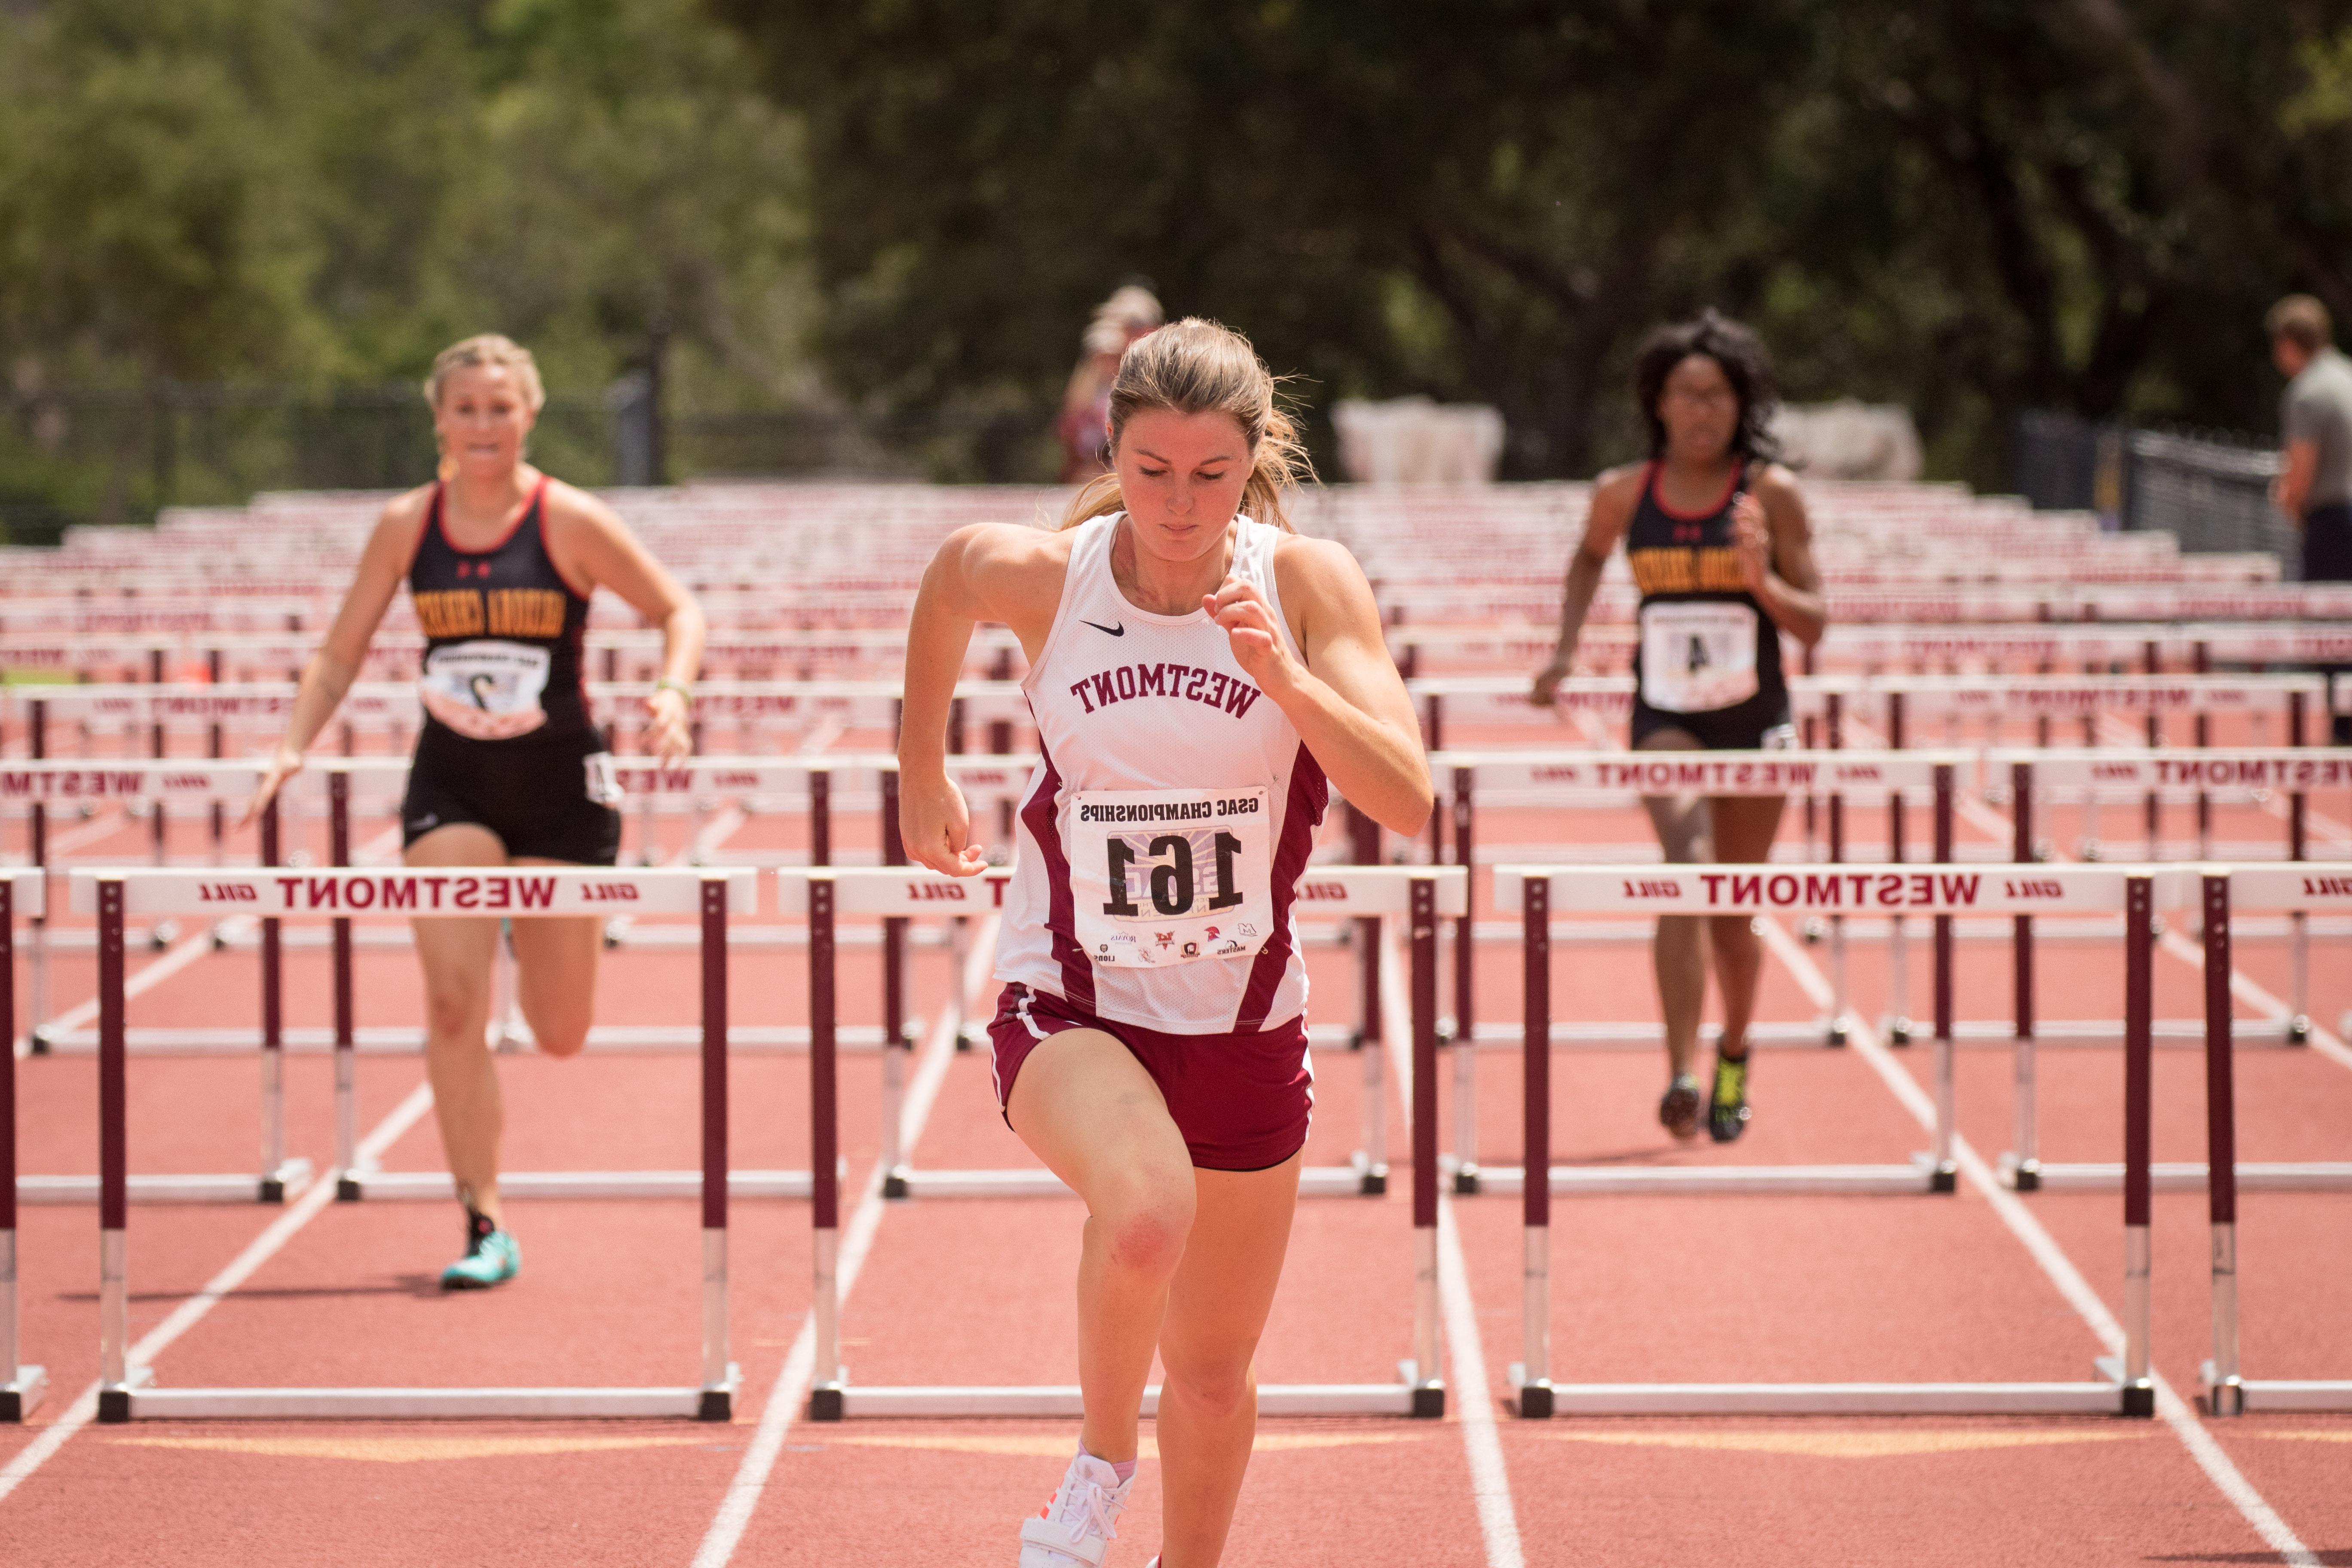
xmin=400 ymin=723 xmax=621 ymax=865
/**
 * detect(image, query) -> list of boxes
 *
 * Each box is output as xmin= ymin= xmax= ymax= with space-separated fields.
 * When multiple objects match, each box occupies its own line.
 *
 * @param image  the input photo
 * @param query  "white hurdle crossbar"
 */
xmin=1499 ymin=860 xmax=2168 ymax=1417
xmin=81 ymin=866 xmax=747 ymax=1420
xmin=3 ymin=869 xmax=49 ymax=1420
xmin=798 ymin=864 xmax=1466 ymax=1420
xmin=2203 ymin=864 xmax=2352 ymax=1412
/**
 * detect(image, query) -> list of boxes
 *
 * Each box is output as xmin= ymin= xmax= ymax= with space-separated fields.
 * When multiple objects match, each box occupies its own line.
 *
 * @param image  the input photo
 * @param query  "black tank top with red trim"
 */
xmin=407 ymin=478 xmax=593 ymax=744
xmin=1625 ymin=460 xmax=1788 ymax=725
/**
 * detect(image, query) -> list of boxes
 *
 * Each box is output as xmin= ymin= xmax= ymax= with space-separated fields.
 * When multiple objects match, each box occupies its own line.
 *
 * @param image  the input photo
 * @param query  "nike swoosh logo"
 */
xmin=1081 ymin=619 xmax=1126 ymax=636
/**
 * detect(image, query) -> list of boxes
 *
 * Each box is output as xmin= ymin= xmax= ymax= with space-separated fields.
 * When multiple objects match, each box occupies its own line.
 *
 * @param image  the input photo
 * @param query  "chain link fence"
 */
xmin=2010 ymin=410 xmax=2294 ymax=575
xmin=0 ymin=381 xmax=1055 ymax=544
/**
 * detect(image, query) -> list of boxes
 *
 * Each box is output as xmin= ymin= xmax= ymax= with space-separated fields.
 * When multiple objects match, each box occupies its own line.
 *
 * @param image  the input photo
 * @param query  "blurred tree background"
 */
xmin=9 ymin=0 xmax=2352 ymax=536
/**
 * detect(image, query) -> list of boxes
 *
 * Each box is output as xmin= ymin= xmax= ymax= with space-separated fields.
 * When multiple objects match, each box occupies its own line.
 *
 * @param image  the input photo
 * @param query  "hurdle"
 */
xmin=781 ymin=863 xmax=1435 ymax=1202
xmin=1995 ymin=750 xmax=2352 ymax=1192
xmin=1502 ymin=860 xmax=2169 ymax=1417
xmin=20 ymin=786 xmax=318 ymax=1206
xmin=3 ymin=868 xmax=49 ymax=1420
xmin=798 ymin=864 xmax=1466 ymax=1419
xmin=2197 ymin=864 xmax=2352 ymax=1414
xmin=80 ymin=866 xmax=745 ymax=1420
xmin=1435 ymin=751 xmax=1966 ymax=1191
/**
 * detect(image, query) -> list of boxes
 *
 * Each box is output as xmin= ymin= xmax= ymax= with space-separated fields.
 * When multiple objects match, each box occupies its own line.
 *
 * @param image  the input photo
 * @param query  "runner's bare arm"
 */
xmin=241 ymin=492 xmax=423 ymax=824
xmin=1226 ymin=537 xmax=1431 ymax=837
xmin=1533 ymin=468 xmax=1639 ymax=705
xmin=899 ymin=524 xmax=1067 ymax=875
xmin=547 ymin=483 xmax=706 ymax=760
xmin=1733 ymin=465 xmax=1826 ymax=647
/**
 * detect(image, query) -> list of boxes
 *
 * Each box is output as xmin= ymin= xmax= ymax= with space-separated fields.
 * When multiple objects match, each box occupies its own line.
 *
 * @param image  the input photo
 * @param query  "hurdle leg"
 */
xmin=1886 ymin=916 xmax=1911 ymax=1044
xmin=949 ymin=915 xmax=971 ymax=1049
xmin=1449 ymin=767 xmax=1478 ymax=1192
xmin=698 ymin=876 xmax=738 ymax=1420
xmin=2287 ymin=789 xmax=2310 ymax=1044
xmin=3 ymin=882 xmax=47 ymax=1421
xmin=2009 ymin=764 xmax=2040 ymax=1190
xmin=808 ymin=877 xmax=845 ymax=1419
xmin=96 ymin=877 xmax=146 ymax=1421
xmin=1407 ymin=880 xmax=1443 ymax=1418
xmin=1357 ymin=913 xmax=1388 ymax=1195
xmin=329 ymin=773 xmax=359 ymax=1198
xmin=2193 ymin=871 xmax=2245 ymax=1416
xmin=879 ymin=771 xmax=912 ymax=1197
xmin=1510 ymin=876 xmax=1553 ymax=1417
xmin=2117 ymin=874 xmax=2155 ymax=1417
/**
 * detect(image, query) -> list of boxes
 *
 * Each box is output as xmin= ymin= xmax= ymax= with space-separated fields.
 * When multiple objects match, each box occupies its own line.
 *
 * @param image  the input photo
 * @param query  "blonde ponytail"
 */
xmin=1060 ymin=318 xmax=1314 ymax=532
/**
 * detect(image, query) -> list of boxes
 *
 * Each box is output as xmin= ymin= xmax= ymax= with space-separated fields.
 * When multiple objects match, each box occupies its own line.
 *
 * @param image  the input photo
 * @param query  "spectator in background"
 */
xmin=1058 ymin=285 xmax=1163 ymax=481
xmin=2267 ymin=294 xmax=2352 ymax=742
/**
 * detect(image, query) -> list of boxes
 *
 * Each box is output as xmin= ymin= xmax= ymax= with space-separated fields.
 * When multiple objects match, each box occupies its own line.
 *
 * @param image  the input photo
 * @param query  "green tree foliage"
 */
xmin=0 ymin=0 xmax=810 ymax=530
xmin=717 ymin=0 xmax=2352 ymax=483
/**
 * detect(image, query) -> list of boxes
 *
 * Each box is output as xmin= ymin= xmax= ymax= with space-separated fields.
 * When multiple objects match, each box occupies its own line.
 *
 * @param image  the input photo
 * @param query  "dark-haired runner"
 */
xmin=1534 ymin=311 xmax=1826 ymax=1142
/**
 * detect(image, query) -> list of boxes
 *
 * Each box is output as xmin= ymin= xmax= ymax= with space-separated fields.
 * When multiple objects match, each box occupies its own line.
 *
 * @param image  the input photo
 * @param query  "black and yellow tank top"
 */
xmin=1626 ymin=460 xmax=1788 ymax=720
xmin=407 ymin=478 xmax=592 ymax=743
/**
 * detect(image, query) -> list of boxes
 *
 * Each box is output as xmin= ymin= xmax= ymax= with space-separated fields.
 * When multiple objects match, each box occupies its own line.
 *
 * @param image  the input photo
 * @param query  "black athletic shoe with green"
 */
xmin=1709 ymin=1053 xmax=1752 ymax=1143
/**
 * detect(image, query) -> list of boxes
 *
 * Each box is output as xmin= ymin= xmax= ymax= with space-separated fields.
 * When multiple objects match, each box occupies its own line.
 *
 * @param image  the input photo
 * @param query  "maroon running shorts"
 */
xmin=986 ymin=982 xmax=1313 ymax=1172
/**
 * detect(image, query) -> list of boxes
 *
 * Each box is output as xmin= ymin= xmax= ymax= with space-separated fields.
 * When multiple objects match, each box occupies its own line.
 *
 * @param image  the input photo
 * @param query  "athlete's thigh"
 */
xmin=404 ymin=823 xmax=506 ymax=995
xmin=502 ymin=855 xmax=602 ymax=1020
xmin=1635 ymin=724 xmax=1712 ymax=860
xmin=1708 ymin=793 xmax=1787 ymax=864
xmin=1161 ymin=1152 xmax=1302 ymax=1371
xmin=1007 ymin=1027 xmax=1193 ymax=1207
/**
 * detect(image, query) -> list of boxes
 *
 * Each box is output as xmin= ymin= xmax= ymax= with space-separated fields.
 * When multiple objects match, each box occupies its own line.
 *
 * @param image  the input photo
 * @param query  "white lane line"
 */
xmin=692 ymin=915 xmax=992 ymax=1568
xmin=1436 ymin=1197 xmax=1525 ymax=1568
xmin=1382 ymin=921 xmax=1524 ymax=1568
xmin=0 ymin=1081 xmax=435 ymax=1507
xmin=1758 ymin=917 xmax=2319 ymax=1568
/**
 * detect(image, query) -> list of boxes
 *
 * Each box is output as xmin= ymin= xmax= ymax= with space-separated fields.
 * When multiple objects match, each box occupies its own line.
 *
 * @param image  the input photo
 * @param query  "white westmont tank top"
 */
xmin=995 ymin=511 xmax=1328 ymax=1034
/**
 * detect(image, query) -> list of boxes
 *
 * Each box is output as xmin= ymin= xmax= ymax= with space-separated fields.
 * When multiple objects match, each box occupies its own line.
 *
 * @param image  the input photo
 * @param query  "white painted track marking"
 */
xmin=0 ymin=1082 xmax=435 ymax=1507
xmin=1759 ymin=917 xmax=2319 ymax=1567
xmin=1384 ymin=921 xmax=1525 ymax=1568
xmin=691 ymin=915 xmax=992 ymax=1568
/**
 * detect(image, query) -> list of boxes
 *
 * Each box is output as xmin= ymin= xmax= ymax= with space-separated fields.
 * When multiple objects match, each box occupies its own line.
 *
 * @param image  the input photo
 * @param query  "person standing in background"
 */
xmin=2266 ymin=294 xmax=2352 ymax=743
xmin=1059 ymin=285 xmax=1164 ymax=482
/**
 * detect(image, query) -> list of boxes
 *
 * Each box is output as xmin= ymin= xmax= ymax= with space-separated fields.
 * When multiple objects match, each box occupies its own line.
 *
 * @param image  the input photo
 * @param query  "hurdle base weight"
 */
xmin=2201 ymin=1361 xmax=2245 ymax=1418
xmin=2000 ymin=1152 xmax=2043 ymax=1192
xmin=2 ymin=1366 xmax=47 ymax=1424
xmin=1507 ymin=1366 xmax=1553 ymax=1419
xmin=2096 ymin=1357 xmax=2155 ymax=1418
xmin=97 ymin=1365 xmax=155 ymax=1424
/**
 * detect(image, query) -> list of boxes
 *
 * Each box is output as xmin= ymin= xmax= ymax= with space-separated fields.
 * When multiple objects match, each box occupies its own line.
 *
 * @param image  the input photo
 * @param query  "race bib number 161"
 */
xmin=1069 ymin=787 xmax=1273 ymax=967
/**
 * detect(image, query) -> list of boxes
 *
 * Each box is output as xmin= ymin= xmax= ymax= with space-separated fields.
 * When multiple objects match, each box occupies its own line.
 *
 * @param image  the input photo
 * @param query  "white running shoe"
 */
xmin=1018 ymin=1449 xmax=1134 ymax=1567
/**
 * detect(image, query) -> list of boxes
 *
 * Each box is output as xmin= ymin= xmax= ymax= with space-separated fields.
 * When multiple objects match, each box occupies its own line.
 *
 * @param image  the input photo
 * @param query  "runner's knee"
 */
xmin=1158 ymin=1348 xmax=1253 ymax=1420
xmin=1092 ymin=1181 xmax=1196 ymax=1280
xmin=423 ymin=980 xmax=491 ymax=1043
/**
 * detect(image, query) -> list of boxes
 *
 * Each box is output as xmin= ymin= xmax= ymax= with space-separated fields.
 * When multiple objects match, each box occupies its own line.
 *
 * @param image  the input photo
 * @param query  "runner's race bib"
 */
xmin=583 ymin=751 xmax=624 ymax=806
xmin=1639 ymin=601 xmax=1760 ymax=713
xmin=1069 ymin=787 xmax=1273 ymax=967
xmin=419 ymin=641 xmax=552 ymax=740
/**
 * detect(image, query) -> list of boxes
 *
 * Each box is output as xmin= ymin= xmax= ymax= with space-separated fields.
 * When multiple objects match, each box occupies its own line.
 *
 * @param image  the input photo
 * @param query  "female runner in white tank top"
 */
xmin=901 ymin=320 xmax=1430 ymax=1568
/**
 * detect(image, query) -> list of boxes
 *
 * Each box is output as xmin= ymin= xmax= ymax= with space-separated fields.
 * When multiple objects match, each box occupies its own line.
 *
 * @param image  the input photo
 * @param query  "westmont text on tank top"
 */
xmin=995 ymin=513 xmax=1329 ymax=1035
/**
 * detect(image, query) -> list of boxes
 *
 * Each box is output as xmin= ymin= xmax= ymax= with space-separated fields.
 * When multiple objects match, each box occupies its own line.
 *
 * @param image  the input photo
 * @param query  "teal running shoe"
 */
xmin=440 ymin=1224 xmax=520 ymax=1290
xmin=1709 ymin=1053 xmax=1753 ymax=1144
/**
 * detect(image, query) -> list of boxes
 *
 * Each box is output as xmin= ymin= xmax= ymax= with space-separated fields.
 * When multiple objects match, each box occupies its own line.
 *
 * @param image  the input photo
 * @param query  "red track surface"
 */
xmin=3 ymin=732 xmax=2349 ymax=1566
